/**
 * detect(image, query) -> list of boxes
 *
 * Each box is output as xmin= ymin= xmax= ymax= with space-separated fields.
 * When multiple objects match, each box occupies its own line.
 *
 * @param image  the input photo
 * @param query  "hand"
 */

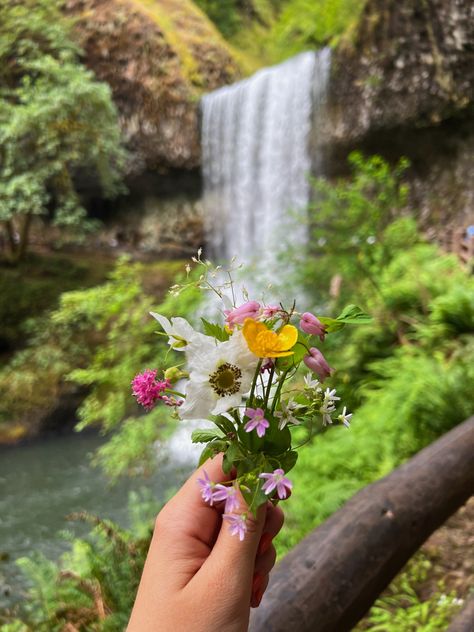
xmin=127 ymin=454 xmax=284 ymax=632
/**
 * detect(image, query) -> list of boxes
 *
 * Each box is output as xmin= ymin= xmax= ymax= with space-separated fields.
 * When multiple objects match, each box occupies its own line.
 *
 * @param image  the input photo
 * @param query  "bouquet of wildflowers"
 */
xmin=132 ymin=254 xmax=370 ymax=540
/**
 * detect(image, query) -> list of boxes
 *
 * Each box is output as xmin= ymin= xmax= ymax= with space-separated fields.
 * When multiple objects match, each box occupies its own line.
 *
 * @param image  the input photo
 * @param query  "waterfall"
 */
xmin=201 ymin=49 xmax=331 ymax=282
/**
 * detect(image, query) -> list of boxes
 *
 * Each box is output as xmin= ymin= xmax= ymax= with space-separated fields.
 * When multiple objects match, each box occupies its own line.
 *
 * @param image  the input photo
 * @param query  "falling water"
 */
xmin=201 ymin=49 xmax=331 ymax=279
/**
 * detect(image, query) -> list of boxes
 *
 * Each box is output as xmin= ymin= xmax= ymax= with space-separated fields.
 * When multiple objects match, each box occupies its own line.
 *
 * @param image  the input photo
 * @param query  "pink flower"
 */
xmin=262 ymin=305 xmax=280 ymax=319
xmin=197 ymin=470 xmax=215 ymax=505
xmin=244 ymin=407 xmax=270 ymax=438
xmin=303 ymin=347 xmax=332 ymax=381
xmin=131 ymin=370 xmax=170 ymax=410
xmin=224 ymin=301 xmax=261 ymax=329
xmin=300 ymin=312 xmax=326 ymax=341
xmin=213 ymin=484 xmax=240 ymax=513
xmin=260 ymin=358 xmax=275 ymax=373
xmin=259 ymin=468 xmax=293 ymax=500
xmin=223 ymin=513 xmax=248 ymax=541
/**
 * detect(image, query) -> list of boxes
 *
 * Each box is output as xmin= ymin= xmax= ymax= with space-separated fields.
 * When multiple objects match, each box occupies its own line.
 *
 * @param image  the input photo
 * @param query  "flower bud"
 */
xmin=303 ymin=347 xmax=332 ymax=381
xmin=224 ymin=300 xmax=261 ymax=329
xmin=164 ymin=366 xmax=187 ymax=383
xmin=300 ymin=312 xmax=326 ymax=341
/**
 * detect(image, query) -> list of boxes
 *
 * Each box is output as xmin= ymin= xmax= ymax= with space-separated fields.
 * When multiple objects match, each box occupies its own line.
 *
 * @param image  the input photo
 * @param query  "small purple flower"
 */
xmin=259 ymin=468 xmax=293 ymax=500
xmin=213 ymin=483 xmax=240 ymax=513
xmin=223 ymin=513 xmax=248 ymax=541
xmin=300 ymin=312 xmax=326 ymax=341
xmin=244 ymin=407 xmax=270 ymax=438
xmin=131 ymin=370 xmax=170 ymax=410
xmin=197 ymin=470 xmax=215 ymax=505
xmin=303 ymin=347 xmax=332 ymax=382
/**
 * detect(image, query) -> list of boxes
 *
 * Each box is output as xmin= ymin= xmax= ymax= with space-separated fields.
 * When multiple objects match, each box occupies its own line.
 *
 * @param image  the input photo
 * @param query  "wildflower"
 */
xmin=259 ymin=469 xmax=293 ymax=499
xmin=131 ymin=370 xmax=169 ymax=410
xmin=303 ymin=347 xmax=332 ymax=381
xmin=262 ymin=305 xmax=280 ymax=319
xmin=161 ymin=395 xmax=183 ymax=407
xmin=244 ymin=408 xmax=270 ymax=438
xmin=223 ymin=513 xmax=248 ymax=541
xmin=179 ymin=330 xmax=258 ymax=419
xmin=213 ymin=483 xmax=240 ymax=512
xmin=320 ymin=387 xmax=340 ymax=426
xmin=275 ymin=399 xmax=303 ymax=430
xmin=197 ymin=470 xmax=215 ymax=504
xmin=337 ymin=406 xmax=352 ymax=428
xmin=300 ymin=312 xmax=326 ymax=341
xmin=243 ymin=319 xmax=298 ymax=358
xmin=303 ymin=373 xmax=321 ymax=392
xmin=150 ymin=312 xmax=206 ymax=352
xmin=224 ymin=301 xmax=261 ymax=330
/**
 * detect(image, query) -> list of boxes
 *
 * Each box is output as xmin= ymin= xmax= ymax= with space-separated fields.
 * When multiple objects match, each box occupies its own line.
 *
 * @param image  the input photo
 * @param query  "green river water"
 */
xmin=0 ymin=431 xmax=194 ymax=611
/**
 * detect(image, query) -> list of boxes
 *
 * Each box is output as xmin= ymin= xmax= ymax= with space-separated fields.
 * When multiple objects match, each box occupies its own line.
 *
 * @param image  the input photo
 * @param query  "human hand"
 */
xmin=127 ymin=454 xmax=284 ymax=632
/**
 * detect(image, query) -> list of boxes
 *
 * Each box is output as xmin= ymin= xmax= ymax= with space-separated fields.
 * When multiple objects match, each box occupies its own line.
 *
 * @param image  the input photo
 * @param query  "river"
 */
xmin=0 ymin=431 xmax=195 ymax=610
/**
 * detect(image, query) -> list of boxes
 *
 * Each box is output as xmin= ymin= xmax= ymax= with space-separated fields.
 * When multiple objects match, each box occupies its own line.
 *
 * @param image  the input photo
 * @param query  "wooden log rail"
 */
xmin=249 ymin=416 xmax=474 ymax=632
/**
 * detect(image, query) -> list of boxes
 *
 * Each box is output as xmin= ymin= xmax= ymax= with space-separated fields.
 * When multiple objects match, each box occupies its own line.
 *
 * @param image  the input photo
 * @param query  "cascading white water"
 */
xmin=201 ymin=49 xmax=331 ymax=277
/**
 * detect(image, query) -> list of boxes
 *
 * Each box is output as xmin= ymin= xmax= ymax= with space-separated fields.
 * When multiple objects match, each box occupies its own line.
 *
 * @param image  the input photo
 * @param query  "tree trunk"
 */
xmin=17 ymin=213 xmax=33 ymax=261
xmin=4 ymin=219 xmax=18 ymax=259
xmin=249 ymin=416 xmax=474 ymax=632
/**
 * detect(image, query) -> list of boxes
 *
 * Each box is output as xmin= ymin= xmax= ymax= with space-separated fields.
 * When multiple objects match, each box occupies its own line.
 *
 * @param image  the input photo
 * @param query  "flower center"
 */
xmin=209 ymin=362 xmax=242 ymax=397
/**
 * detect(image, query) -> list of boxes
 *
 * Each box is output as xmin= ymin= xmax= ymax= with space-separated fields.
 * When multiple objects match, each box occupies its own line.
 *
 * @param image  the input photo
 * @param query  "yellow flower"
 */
xmin=243 ymin=319 xmax=298 ymax=358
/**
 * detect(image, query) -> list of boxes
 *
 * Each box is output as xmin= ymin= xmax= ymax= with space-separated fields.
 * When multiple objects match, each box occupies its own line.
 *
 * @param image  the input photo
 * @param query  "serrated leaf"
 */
xmin=191 ymin=429 xmax=224 ymax=444
xmin=201 ymin=318 xmax=229 ymax=342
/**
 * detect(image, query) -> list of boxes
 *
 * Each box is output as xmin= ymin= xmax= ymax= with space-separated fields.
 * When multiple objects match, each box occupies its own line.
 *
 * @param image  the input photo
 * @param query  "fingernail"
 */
xmin=258 ymin=532 xmax=272 ymax=555
xmin=255 ymin=587 xmax=264 ymax=607
xmin=252 ymin=572 xmax=263 ymax=595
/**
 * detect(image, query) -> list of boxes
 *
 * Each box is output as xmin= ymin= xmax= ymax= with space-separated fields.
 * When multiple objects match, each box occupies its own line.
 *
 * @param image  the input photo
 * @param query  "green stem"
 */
xmin=271 ymin=369 xmax=290 ymax=414
xmin=165 ymin=389 xmax=185 ymax=398
xmin=263 ymin=365 xmax=275 ymax=410
xmin=249 ymin=360 xmax=262 ymax=407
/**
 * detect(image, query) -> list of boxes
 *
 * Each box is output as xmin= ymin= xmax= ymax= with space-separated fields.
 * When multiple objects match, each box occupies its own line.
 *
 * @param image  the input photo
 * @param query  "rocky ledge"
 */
xmin=65 ymin=0 xmax=240 ymax=174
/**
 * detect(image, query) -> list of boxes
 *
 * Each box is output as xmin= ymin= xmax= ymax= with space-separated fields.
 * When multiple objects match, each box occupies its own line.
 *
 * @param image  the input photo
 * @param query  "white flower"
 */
xmin=179 ymin=330 xmax=258 ymax=419
xmin=320 ymin=388 xmax=339 ymax=426
xmin=275 ymin=399 xmax=304 ymax=430
xmin=303 ymin=373 xmax=321 ymax=392
xmin=150 ymin=312 xmax=207 ymax=352
xmin=337 ymin=406 xmax=352 ymax=428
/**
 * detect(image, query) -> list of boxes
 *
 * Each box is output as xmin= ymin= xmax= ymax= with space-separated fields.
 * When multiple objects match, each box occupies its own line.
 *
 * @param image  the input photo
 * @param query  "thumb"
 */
xmin=200 ymin=496 xmax=267 ymax=596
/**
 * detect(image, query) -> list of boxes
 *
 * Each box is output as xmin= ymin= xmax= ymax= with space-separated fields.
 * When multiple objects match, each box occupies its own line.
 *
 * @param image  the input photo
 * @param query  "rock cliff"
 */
xmin=66 ymin=0 xmax=240 ymax=174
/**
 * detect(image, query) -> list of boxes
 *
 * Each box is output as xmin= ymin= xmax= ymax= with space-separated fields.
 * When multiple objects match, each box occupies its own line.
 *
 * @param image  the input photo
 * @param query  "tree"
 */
xmin=0 ymin=0 xmax=126 ymax=261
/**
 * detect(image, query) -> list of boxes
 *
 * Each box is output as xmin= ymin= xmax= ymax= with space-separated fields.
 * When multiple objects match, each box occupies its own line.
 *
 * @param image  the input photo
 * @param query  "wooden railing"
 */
xmin=249 ymin=416 xmax=474 ymax=632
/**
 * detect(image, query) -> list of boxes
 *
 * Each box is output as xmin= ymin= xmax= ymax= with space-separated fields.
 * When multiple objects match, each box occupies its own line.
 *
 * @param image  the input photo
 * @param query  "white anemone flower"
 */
xmin=150 ymin=312 xmax=207 ymax=352
xmin=179 ymin=330 xmax=259 ymax=420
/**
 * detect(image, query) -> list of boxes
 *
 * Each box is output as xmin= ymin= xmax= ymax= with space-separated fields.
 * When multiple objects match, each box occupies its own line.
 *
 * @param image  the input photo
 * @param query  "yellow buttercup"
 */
xmin=243 ymin=318 xmax=298 ymax=358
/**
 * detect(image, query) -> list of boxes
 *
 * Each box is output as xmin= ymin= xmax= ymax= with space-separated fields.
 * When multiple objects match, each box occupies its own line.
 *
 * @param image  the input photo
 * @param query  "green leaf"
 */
xmin=319 ymin=305 xmax=372 ymax=332
xmin=336 ymin=304 xmax=372 ymax=324
xmin=201 ymin=318 xmax=229 ymax=342
xmin=222 ymin=440 xmax=244 ymax=474
xmin=278 ymin=450 xmax=298 ymax=473
xmin=198 ymin=440 xmax=227 ymax=466
xmin=191 ymin=429 xmax=224 ymax=444
xmin=240 ymin=478 xmax=268 ymax=516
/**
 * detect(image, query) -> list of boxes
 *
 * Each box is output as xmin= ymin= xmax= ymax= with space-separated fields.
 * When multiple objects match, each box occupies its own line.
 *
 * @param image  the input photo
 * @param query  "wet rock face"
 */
xmin=328 ymin=0 xmax=474 ymax=144
xmin=65 ymin=0 xmax=240 ymax=174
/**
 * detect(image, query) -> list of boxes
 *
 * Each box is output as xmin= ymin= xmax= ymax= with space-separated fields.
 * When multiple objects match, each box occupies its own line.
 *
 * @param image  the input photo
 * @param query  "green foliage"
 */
xmin=1 ymin=498 xmax=156 ymax=632
xmin=0 ymin=259 xmax=194 ymax=477
xmin=356 ymin=554 xmax=463 ymax=631
xmin=0 ymin=0 xmax=126 ymax=260
xmin=195 ymin=0 xmax=280 ymax=38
